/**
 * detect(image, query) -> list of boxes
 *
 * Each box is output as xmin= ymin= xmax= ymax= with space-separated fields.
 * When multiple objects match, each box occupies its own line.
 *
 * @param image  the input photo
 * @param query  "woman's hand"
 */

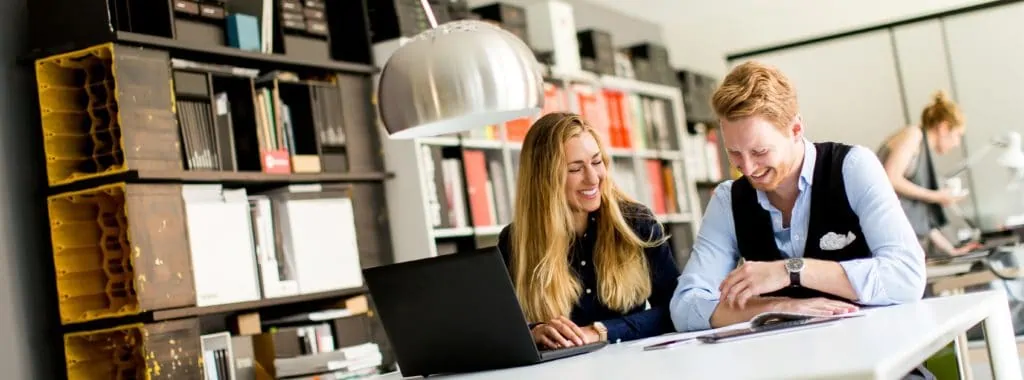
xmin=950 ymin=241 xmax=984 ymax=256
xmin=531 ymin=316 xmax=586 ymax=349
xmin=930 ymin=189 xmax=967 ymax=206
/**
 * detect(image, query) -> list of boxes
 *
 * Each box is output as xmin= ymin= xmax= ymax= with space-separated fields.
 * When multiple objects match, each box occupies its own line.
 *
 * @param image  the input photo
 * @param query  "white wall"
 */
xmin=702 ymin=1 xmax=1024 ymax=230
xmin=735 ymin=30 xmax=907 ymax=152
xmin=584 ymin=0 xmax=994 ymax=76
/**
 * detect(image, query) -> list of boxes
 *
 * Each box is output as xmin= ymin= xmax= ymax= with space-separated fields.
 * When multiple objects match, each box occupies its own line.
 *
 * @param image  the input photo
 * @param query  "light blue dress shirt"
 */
xmin=670 ymin=139 xmax=927 ymax=332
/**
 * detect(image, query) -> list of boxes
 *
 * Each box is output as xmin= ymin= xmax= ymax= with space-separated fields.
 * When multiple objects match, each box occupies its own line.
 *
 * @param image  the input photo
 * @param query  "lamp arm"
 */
xmin=419 ymin=0 xmax=439 ymax=28
xmin=944 ymin=142 xmax=998 ymax=178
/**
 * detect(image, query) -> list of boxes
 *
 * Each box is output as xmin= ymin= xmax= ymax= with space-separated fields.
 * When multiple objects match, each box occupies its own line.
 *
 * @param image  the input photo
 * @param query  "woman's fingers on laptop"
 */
xmin=556 ymin=316 xmax=587 ymax=345
xmin=532 ymin=323 xmax=573 ymax=348
xmin=548 ymin=318 xmax=584 ymax=346
xmin=533 ymin=328 xmax=558 ymax=349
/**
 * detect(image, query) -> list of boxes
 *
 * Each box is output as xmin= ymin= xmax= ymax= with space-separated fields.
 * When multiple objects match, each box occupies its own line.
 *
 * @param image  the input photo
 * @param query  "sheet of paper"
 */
xmin=629 ymin=323 xmax=750 ymax=348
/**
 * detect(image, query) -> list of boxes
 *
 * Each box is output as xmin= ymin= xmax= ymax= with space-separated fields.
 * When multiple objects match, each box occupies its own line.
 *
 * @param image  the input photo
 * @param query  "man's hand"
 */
xmin=530 ymin=316 xmax=586 ymax=349
xmin=719 ymin=260 xmax=789 ymax=309
xmin=771 ymin=297 xmax=859 ymax=316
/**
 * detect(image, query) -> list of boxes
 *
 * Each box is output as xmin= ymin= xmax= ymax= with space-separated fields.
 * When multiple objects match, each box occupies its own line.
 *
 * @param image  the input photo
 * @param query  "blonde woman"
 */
xmin=496 ymin=112 xmax=680 ymax=349
xmin=876 ymin=90 xmax=981 ymax=256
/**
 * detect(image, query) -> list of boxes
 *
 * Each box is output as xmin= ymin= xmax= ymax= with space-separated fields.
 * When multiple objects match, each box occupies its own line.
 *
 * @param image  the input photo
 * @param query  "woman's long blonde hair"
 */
xmin=509 ymin=112 xmax=669 ymax=323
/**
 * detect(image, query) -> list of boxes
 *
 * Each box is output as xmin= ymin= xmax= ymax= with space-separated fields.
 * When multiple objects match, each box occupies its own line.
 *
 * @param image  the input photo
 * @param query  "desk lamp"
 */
xmin=946 ymin=131 xmax=1024 ymax=180
xmin=996 ymin=131 xmax=1024 ymax=180
xmin=945 ymin=131 xmax=1024 ymax=237
xmin=376 ymin=0 xmax=544 ymax=139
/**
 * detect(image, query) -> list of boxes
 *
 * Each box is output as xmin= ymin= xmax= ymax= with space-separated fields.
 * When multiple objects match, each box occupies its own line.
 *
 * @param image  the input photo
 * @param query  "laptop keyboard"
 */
xmin=539 ymin=341 xmax=607 ymax=361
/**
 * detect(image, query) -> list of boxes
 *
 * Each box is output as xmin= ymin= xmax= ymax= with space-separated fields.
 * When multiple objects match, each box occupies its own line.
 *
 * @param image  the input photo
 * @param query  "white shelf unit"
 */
xmin=592 ymin=74 xmax=704 ymax=263
xmin=379 ymin=53 xmax=703 ymax=264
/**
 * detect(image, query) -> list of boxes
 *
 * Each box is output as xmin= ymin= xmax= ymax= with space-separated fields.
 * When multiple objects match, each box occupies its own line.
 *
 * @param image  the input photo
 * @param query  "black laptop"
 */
xmin=362 ymin=247 xmax=607 ymax=378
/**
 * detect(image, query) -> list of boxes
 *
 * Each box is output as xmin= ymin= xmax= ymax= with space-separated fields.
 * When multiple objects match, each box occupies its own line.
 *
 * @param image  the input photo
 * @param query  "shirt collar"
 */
xmin=755 ymin=138 xmax=815 ymax=210
xmin=798 ymin=137 xmax=816 ymax=191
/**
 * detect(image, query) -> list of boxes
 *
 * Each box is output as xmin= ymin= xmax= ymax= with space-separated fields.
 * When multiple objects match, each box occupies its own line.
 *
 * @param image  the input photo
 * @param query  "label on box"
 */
xmin=173 ymin=0 xmax=200 ymax=14
xmin=303 ymin=8 xmax=325 ymax=20
xmin=304 ymin=0 xmax=325 ymax=9
xmin=199 ymin=4 xmax=225 ymax=19
xmin=261 ymin=150 xmax=292 ymax=174
xmin=282 ymin=0 xmax=302 ymax=11
xmin=307 ymin=21 xmax=328 ymax=35
xmin=283 ymin=19 xmax=306 ymax=31
xmin=282 ymin=11 xmax=305 ymax=22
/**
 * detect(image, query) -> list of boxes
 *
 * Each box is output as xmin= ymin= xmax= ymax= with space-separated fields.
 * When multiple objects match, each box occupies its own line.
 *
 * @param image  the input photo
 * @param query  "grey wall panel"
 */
xmin=727 ymin=30 xmax=907 ymax=153
xmin=891 ymin=20 xmax=965 ymax=177
xmin=942 ymin=1 xmax=1024 ymax=229
xmin=0 ymin=0 xmax=64 ymax=377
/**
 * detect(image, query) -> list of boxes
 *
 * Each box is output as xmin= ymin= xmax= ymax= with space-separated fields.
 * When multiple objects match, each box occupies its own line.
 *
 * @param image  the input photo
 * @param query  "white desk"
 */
xmin=378 ymin=290 xmax=1022 ymax=380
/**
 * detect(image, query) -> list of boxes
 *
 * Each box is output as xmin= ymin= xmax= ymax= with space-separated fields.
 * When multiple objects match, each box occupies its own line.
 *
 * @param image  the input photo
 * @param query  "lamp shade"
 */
xmin=997 ymin=131 xmax=1024 ymax=169
xmin=377 ymin=20 xmax=544 ymax=139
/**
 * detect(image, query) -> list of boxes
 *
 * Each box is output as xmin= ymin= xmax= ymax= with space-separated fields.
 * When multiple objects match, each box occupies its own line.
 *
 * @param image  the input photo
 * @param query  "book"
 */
xmin=748 ymin=310 xmax=866 ymax=328
xmin=639 ymin=309 xmax=868 ymax=351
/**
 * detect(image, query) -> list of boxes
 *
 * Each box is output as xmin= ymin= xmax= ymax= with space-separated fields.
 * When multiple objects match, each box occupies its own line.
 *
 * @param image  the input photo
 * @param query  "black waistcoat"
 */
xmin=730 ymin=142 xmax=871 ymax=302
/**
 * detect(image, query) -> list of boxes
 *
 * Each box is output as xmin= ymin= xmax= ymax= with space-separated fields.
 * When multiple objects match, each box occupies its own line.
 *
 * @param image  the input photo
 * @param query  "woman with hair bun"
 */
xmin=877 ymin=90 xmax=981 ymax=256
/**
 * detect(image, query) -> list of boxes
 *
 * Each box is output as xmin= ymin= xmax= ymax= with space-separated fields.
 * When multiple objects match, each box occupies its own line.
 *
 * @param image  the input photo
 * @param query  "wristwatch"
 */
xmin=592 ymin=321 xmax=608 ymax=342
xmin=785 ymin=258 xmax=805 ymax=287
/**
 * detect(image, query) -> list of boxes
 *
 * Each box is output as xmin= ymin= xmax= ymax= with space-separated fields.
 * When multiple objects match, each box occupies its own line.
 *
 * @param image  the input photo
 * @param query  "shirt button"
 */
xmin=581 ymin=260 xmax=587 ymax=266
xmin=586 ymin=288 xmax=592 ymax=294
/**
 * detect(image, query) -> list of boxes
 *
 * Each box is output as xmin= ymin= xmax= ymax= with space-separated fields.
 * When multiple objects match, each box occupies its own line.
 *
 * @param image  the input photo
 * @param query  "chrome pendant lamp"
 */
xmin=377 ymin=0 xmax=545 ymax=139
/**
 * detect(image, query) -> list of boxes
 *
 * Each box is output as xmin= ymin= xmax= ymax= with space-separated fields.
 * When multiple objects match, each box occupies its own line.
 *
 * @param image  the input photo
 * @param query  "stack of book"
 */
xmin=199 ymin=295 xmax=383 ymax=379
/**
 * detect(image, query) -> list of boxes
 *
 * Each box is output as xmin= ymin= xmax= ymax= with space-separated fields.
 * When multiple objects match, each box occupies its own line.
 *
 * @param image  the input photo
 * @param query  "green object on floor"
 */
xmin=924 ymin=341 xmax=963 ymax=380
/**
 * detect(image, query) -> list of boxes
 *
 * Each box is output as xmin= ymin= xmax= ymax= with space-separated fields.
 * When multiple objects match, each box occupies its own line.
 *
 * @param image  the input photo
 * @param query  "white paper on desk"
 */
xmin=630 ymin=323 xmax=749 ymax=347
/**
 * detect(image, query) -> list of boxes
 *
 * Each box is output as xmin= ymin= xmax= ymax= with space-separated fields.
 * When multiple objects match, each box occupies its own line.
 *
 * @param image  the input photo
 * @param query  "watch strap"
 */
xmin=789 ymin=270 xmax=800 ymax=287
xmin=592 ymin=321 xmax=608 ymax=342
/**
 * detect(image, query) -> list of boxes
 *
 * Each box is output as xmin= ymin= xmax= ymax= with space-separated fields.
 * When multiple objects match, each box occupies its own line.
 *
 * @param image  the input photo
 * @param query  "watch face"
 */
xmin=786 ymin=258 xmax=804 ymax=272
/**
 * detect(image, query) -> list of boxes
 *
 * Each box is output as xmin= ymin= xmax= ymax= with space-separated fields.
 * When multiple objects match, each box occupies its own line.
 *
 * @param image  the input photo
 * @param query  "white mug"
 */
xmin=945 ymin=178 xmax=965 ymax=196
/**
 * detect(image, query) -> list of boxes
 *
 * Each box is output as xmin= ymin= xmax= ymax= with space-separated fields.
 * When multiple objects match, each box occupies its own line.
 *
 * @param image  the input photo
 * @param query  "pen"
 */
xmin=642 ymin=337 xmax=698 ymax=351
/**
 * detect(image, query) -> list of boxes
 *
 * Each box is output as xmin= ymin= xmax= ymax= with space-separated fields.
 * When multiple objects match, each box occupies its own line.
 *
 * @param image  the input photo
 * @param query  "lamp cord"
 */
xmin=419 ymin=0 xmax=439 ymax=28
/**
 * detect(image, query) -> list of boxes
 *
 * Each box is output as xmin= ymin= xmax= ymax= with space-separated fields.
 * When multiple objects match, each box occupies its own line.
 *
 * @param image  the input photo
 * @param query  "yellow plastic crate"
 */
xmin=35 ymin=43 xmax=182 ymax=187
xmin=50 ymin=183 xmax=136 ymax=323
xmin=64 ymin=319 xmax=202 ymax=380
xmin=48 ymin=183 xmax=196 ymax=325
xmin=36 ymin=44 xmax=126 ymax=186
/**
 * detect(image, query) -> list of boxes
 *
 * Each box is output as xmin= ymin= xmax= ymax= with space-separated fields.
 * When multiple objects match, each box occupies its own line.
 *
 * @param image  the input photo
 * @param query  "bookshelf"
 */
xmin=677 ymin=69 xmax=730 ymax=211
xmin=381 ymin=45 xmax=706 ymax=266
xmin=29 ymin=0 xmax=395 ymax=378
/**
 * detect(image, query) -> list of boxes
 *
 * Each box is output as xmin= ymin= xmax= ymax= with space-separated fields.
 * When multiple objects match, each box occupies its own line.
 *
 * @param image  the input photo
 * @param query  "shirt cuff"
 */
xmin=838 ymin=258 xmax=880 ymax=304
xmin=600 ymin=318 xmax=629 ymax=343
xmin=672 ymin=295 xmax=719 ymax=332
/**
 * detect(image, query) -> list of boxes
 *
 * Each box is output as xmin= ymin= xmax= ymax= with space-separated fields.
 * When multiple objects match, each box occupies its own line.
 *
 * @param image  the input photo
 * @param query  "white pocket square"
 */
xmin=819 ymin=231 xmax=857 ymax=251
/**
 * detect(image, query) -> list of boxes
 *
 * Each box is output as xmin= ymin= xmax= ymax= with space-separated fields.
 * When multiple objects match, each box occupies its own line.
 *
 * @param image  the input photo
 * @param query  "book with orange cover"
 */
xmin=461 ymin=150 xmax=493 ymax=227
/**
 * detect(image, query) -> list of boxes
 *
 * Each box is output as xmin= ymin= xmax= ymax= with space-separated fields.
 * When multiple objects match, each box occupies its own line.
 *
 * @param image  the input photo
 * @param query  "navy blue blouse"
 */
xmin=496 ymin=203 xmax=681 ymax=343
